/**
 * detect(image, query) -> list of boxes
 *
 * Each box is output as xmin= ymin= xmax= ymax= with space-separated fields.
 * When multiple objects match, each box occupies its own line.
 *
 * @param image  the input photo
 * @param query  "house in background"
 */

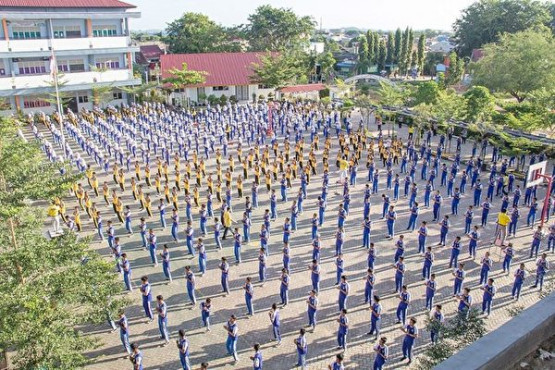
xmin=135 ymin=44 xmax=164 ymax=82
xmin=0 ymin=0 xmax=141 ymax=115
xmin=160 ymin=52 xmax=274 ymax=106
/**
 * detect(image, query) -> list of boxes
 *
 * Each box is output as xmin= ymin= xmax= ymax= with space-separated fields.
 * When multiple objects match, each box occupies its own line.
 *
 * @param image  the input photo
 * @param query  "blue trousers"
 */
xmin=402 ymin=338 xmax=415 ymax=359
xmin=158 ymin=317 xmax=169 ymax=341
xmin=225 ymin=337 xmax=238 ymax=360
xmin=308 ymin=309 xmax=317 ymax=327
xmin=396 ymin=305 xmax=408 ymax=325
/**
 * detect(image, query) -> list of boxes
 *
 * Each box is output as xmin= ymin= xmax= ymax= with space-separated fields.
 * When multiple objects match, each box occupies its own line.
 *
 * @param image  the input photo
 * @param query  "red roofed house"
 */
xmin=0 ymin=0 xmax=141 ymax=115
xmin=161 ymin=52 xmax=274 ymax=105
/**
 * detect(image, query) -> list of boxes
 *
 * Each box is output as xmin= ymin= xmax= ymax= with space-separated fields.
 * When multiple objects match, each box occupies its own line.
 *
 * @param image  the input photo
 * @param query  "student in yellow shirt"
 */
xmin=265 ymin=171 xmax=272 ymax=192
xmin=84 ymin=192 xmax=93 ymax=218
xmin=183 ymin=176 xmax=190 ymax=196
xmin=118 ymin=169 xmax=125 ymax=192
xmin=228 ymin=156 xmax=235 ymax=173
xmin=75 ymin=183 xmax=85 ymax=210
xmin=175 ymin=171 xmax=182 ymax=191
xmin=225 ymin=171 xmax=232 ymax=188
xmin=237 ymin=176 xmax=243 ymax=198
xmin=135 ymin=161 xmax=141 ymax=181
xmin=163 ymin=183 xmax=170 ymax=203
xmin=91 ymin=173 xmax=99 ymax=197
xmin=144 ymin=166 xmax=151 ymax=187
xmin=155 ymin=174 xmax=161 ymax=194
xmin=242 ymin=159 xmax=248 ymax=180
xmin=85 ymin=166 xmax=93 ymax=188
xmin=215 ymin=181 xmax=222 ymax=203
xmin=144 ymin=194 xmax=153 ymax=217
xmin=73 ymin=206 xmax=82 ymax=232
xmin=207 ymin=175 xmax=214 ymax=195
xmin=171 ymin=188 xmax=179 ymax=211
xmin=163 ymin=162 xmax=170 ymax=182
xmin=102 ymin=182 xmax=110 ymax=205
xmin=115 ymin=198 xmax=124 ymax=223
xmin=193 ymin=185 xmax=200 ymax=207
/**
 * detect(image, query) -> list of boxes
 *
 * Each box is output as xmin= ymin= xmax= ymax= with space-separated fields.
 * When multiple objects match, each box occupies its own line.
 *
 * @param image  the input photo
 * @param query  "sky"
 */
xmin=129 ymin=0 xmax=478 ymax=32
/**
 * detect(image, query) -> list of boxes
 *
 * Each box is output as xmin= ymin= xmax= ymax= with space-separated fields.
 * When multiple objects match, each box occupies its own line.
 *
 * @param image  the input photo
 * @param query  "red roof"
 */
xmin=0 ymin=0 xmax=135 ymax=8
xmin=161 ymin=52 xmax=271 ymax=87
xmin=140 ymin=45 xmax=163 ymax=59
xmin=279 ymin=84 xmax=326 ymax=93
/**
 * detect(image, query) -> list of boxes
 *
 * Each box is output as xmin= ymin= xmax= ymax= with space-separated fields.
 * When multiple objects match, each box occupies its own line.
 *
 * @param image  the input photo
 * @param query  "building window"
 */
xmin=0 ymin=61 xmax=5 ymax=76
xmin=92 ymin=25 xmax=118 ymax=37
xmin=59 ymin=59 xmax=86 ymax=73
xmin=23 ymin=96 xmax=50 ymax=108
xmin=12 ymin=26 xmax=42 ymax=39
xmin=53 ymin=25 xmax=81 ymax=38
xmin=95 ymin=57 xmax=120 ymax=70
xmin=258 ymin=84 xmax=272 ymax=89
xmin=113 ymin=92 xmax=123 ymax=100
xmin=17 ymin=60 xmax=47 ymax=75
xmin=78 ymin=95 xmax=89 ymax=103
xmin=213 ymin=86 xmax=229 ymax=91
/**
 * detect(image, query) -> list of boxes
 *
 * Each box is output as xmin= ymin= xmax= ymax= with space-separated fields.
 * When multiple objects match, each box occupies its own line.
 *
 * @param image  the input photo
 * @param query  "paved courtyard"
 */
xmin=37 ymin=109 xmax=554 ymax=370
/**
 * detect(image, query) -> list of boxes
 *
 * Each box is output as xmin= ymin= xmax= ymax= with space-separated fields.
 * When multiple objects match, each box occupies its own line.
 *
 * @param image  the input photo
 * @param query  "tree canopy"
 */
xmin=245 ymin=5 xmax=315 ymax=51
xmin=163 ymin=62 xmax=208 ymax=89
xmin=164 ymin=12 xmax=241 ymax=53
xmin=471 ymin=26 xmax=555 ymax=102
xmin=453 ymin=0 xmax=553 ymax=56
xmin=251 ymin=52 xmax=307 ymax=88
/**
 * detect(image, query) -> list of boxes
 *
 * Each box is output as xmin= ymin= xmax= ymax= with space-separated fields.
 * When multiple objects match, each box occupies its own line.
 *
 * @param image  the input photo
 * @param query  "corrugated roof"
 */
xmin=140 ymin=45 xmax=163 ymax=59
xmin=279 ymin=84 xmax=326 ymax=93
xmin=161 ymin=52 xmax=272 ymax=87
xmin=0 ymin=0 xmax=136 ymax=8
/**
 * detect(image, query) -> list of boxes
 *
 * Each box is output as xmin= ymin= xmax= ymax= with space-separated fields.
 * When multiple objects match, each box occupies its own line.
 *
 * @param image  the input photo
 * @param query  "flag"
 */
xmin=49 ymin=53 xmax=57 ymax=80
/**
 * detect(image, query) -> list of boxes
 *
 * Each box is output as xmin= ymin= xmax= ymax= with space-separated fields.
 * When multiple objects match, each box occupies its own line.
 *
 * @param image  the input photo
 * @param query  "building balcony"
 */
xmin=0 ymin=68 xmax=140 ymax=96
xmin=0 ymin=35 xmax=133 ymax=54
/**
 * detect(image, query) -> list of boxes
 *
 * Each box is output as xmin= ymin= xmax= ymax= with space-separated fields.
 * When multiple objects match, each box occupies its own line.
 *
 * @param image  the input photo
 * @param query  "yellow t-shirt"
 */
xmin=497 ymin=212 xmax=511 ymax=226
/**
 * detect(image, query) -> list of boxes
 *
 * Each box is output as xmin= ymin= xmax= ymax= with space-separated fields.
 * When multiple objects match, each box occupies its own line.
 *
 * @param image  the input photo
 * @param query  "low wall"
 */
xmin=434 ymin=291 xmax=555 ymax=370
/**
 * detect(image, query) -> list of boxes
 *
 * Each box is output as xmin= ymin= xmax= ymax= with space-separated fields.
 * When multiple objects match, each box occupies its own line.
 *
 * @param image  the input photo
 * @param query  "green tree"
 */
xmin=251 ymin=52 xmax=307 ymax=88
xmin=91 ymin=85 xmax=113 ymax=108
xmin=358 ymin=35 xmax=369 ymax=74
xmin=163 ymin=62 xmax=208 ymax=89
xmin=164 ymin=12 xmax=240 ymax=53
xmin=446 ymin=52 xmax=464 ymax=85
xmin=410 ymin=50 xmax=418 ymax=70
xmin=246 ymin=5 xmax=315 ymax=51
xmin=316 ymin=51 xmax=337 ymax=81
xmin=463 ymin=85 xmax=496 ymax=123
xmin=471 ymin=26 xmax=555 ymax=102
xmin=0 ymin=117 xmax=125 ymax=368
xmin=373 ymin=33 xmax=380 ymax=65
xmin=378 ymin=39 xmax=387 ymax=71
xmin=394 ymin=28 xmax=402 ymax=64
xmin=453 ymin=0 xmax=552 ymax=56
xmin=417 ymin=34 xmax=426 ymax=74
xmin=413 ymin=81 xmax=441 ymax=105
xmin=400 ymin=27 xmax=410 ymax=75
xmin=366 ymin=31 xmax=375 ymax=64
xmin=386 ymin=31 xmax=395 ymax=65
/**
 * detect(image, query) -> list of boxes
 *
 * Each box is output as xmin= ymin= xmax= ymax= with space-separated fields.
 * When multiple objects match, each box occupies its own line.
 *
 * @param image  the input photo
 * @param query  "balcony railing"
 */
xmin=0 ymin=35 xmax=132 ymax=53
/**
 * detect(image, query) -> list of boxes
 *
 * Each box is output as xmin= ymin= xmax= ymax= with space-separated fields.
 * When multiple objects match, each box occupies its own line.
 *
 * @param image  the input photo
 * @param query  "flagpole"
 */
xmin=48 ymin=19 xmax=65 ymax=152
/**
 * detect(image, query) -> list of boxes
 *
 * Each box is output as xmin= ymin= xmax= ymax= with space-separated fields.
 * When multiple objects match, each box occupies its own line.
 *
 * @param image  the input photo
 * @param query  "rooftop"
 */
xmin=161 ymin=52 xmax=272 ymax=87
xmin=0 ymin=0 xmax=136 ymax=8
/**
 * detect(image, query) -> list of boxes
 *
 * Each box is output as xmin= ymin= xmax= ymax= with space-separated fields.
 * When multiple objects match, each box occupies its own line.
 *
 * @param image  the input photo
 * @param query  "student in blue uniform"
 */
xmin=511 ymin=263 xmax=527 ymax=301
xmin=468 ymin=226 xmax=480 ymax=259
xmin=457 ymin=287 xmax=473 ymax=319
xmin=250 ymin=343 xmax=263 ymax=370
xmin=386 ymin=205 xmax=397 ymax=239
xmin=432 ymin=191 xmax=442 ymax=221
xmin=258 ymin=249 xmax=267 ymax=283
xmin=309 ymin=259 xmax=321 ymax=292
xmin=417 ymin=221 xmax=428 ymax=254
xmin=233 ymin=228 xmax=242 ymax=263
xmin=140 ymin=275 xmax=153 ymax=322
xmin=328 ymin=354 xmax=345 ymax=370
xmin=438 ymin=215 xmax=450 ymax=247
xmin=244 ymin=277 xmax=255 ymax=316
xmin=396 ymin=285 xmax=411 ymax=325
xmin=268 ymin=303 xmax=281 ymax=345
xmin=464 ymin=205 xmax=474 ymax=234
xmin=394 ymin=235 xmax=405 ymax=263
xmin=130 ymin=343 xmax=143 ymax=370
xmin=118 ymin=310 xmax=131 ymax=355
xmin=449 ymin=236 xmax=462 ymax=268
xmin=422 ymin=246 xmax=434 ymax=280
xmin=200 ymin=298 xmax=211 ymax=332
xmin=337 ymin=309 xmax=349 ymax=351
xmin=481 ymin=278 xmax=497 ymax=317
xmin=306 ymin=290 xmax=318 ymax=330
xmin=479 ymin=251 xmax=493 ymax=285
xmin=176 ymin=329 xmax=190 ymax=370
xmin=364 ymin=268 xmax=375 ymax=304
xmin=156 ymin=295 xmax=170 ymax=346
xmin=452 ymin=263 xmax=466 ymax=296
xmin=530 ymin=226 xmax=543 ymax=258
xmin=362 ymin=217 xmax=372 ymax=248
xmin=338 ymin=275 xmax=350 ymax=311
xmin=367 ymin=243 xmax=376 ymax=269
xmin=407 ymin=201 xmax=419 ymax=231
xmin=160 ymin=244 xmax=173 ymax=283
xmin=220 ymin=257 xmax=230 ymax=295
xmin=224 ymin=315 xmax=239 ymax=362
xmin=335 ymin=253 xmax=344 ymax=285
xmin=294 ymin=328 xmax=308 ymax=368
xmin=393 ymin=256 xmax=406 ymax=293
xmin=120 ymin=253 xmax=133 ymax=292
xmin=373 ymin=336 xmax=389 ymax=370
xmin=425 ymin=273 xmax=437 ymax=311
xmin=280 ymin=268 xmax=290 ymax=306
xmin=532 ymin=253 xmax=548 ymax=291
xmin=185 ymin=266 xmax=196 ymax=305
xmin=400 ymin=317 xmax=418 ymax=365
xmin=367 ymin=295 xmax=382 ymax=340
xmin=430 ymin=305 xmax=444 ymax=343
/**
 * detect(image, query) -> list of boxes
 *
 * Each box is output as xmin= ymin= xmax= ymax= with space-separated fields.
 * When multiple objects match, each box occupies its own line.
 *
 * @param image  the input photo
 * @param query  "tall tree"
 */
xmin=417 ymin=34 xmax=426 ymax=74
xmin=394 ymin=28 xmax=402 ymax=65
xmin=400 ymin=27 xmax=410 ymax=75
xmin=407 ymin=28 xmax=414 ymax=67
xmin=373 ymin=33 xmax=380 ymax=65
xmin=246 ymin=5 xmax=315 ymax=51
xmin=357 ymin=36 xmax=370 ymax=74
xmin=164 ymin=12 xmax=240 ymax=53
xmin=453 ymin=0 xmax=552 ymax=56
xmin=446 ymin=51 xmax=464 ymax=85
xmin=463 ymin=86 xmax=496 ymax=123
xmin=410 ymin=50 xmax=418 ymax=70
xmin=0 ymin=117 xmax=125 ymax=368
xmin=386 ymin=32 xmax=395 ymax=65
xmin=378 ymin=39 xmax=387 ymax=71
xmin=366 ymin=31 xmax=375 ymax=64
xmin=251 ymin=52 xmax=307 ymax=88
xmin=471 ymin=26 xmax=555 ymax=102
